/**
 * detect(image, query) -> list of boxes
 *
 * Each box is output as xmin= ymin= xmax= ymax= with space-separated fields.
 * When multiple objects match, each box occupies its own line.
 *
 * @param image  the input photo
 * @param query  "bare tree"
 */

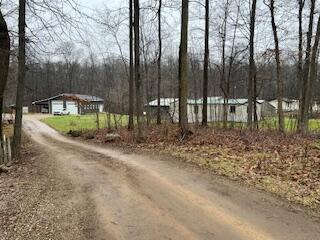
xmin=220 ymin=0 xmax=230 ymax=128
xmin=202 ymin=0 xmax=209 ymax=126
xmin=128 ymin=0 xmax=134 ymax=130
xmin=13 ymin=0 xmax=26 ymax=160
xmin=305 ymin=14 xmax=320 ymax=128
xmin=179 ymin=0 xmax=189 ymax=137
xmin=58 ymin=42 xmax=78 ymax=93
xmin=247 ymin=0 xmax=257 ymax=130
xmin=265 ymin=0 xmax=284 ymax=131
xmin=157 ymin=0 xmax=162 ymax=125
xmin=140 ymin=26 xmax=154 ymax=125
xmin=297 ymin=0 xmax=305 ymax=111
xmin=0 ymin=9 xmax=10 ymax=138
xmin=298 ymin=0 xmax=316 ymax=133
xmin=134 ymin=0 xmax=144 ymax=141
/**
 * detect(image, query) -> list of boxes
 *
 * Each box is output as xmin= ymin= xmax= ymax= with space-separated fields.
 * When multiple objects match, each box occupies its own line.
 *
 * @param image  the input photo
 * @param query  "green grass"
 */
xmin=208 ymin=117 xmax=320 ymax=132
xmin=260 ymin=117 xmax=320 ymax=132
xmin=42 ymin=113 xmax=129 ymax=133
xmin=42 ymin=113 xmax=320 ymax=134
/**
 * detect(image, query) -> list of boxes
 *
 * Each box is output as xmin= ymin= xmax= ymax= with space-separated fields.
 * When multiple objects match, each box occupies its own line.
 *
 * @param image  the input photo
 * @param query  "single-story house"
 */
xmin=269 ymin=98 xmax=320 ymax=113
xmin=32 ymin=93 xmax=104 ymax=115
xmin=269 ymin=98 xmax=299 ymax=112
xmin=145 ymin=98 xmax=177 ymax=120
xmin=169 ymin=97 xmax=276 ymax=123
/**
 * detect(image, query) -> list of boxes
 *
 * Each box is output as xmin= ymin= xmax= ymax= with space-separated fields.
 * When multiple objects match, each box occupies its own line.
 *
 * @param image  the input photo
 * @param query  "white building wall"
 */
xmin=269 ymin=100 xmax=299 ymax=112
xmin=169 ymin=101 xmax=263 ymax=123
xmin=208 ymin=104 xmax=224 ymax=122
xmin=51 ymin=100 xmax=64 ymax=113
xmin=66 ymin=101 xmax=78 ymax=114
xmin=98 ymin=104 xmax=104 ymax=113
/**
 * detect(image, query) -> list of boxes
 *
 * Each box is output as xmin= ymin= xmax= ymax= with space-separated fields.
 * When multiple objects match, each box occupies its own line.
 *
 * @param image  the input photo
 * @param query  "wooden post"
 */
xmin=2 ymin=135 xmax=7 ymax=164
xmin=96 ymin=111 xmax=100 ymax=130
xmin=7 ymin=136 xmax=11 ymax=163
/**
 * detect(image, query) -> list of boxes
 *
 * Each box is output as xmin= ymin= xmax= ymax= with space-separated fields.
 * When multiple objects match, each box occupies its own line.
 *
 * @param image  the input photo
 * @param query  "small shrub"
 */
xmin=67 ymin=130 xmax=82 ymax=137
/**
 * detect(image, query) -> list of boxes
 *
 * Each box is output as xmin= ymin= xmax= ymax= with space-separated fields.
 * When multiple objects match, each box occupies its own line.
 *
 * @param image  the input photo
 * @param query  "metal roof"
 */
xmin=269 ymin=98 xmax=299 ymax=103
xmin=147 ymin=98 xmax=178 ymax=107
xmin=172 ymin=97 xmax=266 ymax=105
xmin=32 ymin=93 xmax=104 ymax=104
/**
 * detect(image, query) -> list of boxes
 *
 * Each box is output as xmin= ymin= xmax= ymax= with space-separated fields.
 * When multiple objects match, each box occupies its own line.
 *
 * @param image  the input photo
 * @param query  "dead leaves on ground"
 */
xmin=85 ymin=124 xmax=320 ymax=211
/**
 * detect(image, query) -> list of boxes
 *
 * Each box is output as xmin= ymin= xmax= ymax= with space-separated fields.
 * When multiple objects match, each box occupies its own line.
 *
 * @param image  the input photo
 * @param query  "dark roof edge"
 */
xmin=32 ymin=93 xmax=104 ymax=104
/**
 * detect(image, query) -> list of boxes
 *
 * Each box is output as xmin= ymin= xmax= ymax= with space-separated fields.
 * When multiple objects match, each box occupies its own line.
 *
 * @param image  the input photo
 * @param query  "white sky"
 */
xmin=2 ymin=0 xmax=319 ymax=64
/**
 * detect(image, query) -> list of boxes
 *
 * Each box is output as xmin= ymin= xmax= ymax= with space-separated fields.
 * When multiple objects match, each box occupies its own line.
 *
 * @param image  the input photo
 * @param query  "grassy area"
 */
xmin=42 ymin=113 xmax=320 ymax=134
xmin=207 ymin=117 xmax=320 ymax=132
xmin=260 ymin=117 xmax=320 ymax=132
xmin=42 ymin=113 xmax=129 ymax=133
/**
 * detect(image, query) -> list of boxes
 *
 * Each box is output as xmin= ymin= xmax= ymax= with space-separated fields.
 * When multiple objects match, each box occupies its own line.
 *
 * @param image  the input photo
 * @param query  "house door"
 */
xmin=51 ymin=100 xmax=64 ymax=114
xmin=66 ymin=101 xmax=78 ymax=115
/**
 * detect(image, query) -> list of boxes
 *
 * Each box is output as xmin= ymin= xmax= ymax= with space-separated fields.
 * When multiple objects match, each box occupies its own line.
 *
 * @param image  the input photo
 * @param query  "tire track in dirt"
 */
xmin=22 ymin=115 xmax=320 ymax=240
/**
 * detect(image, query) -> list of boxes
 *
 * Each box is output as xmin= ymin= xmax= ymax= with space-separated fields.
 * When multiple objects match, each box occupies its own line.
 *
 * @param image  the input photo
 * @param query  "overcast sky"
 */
xmin=2 ymin=0 xmax=318 ymax=64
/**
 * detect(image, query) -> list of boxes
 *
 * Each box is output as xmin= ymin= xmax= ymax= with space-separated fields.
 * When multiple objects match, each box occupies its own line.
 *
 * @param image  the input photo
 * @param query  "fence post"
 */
xmin=3 ymin=135 xmax=7 ymax=165
xmin=7 ymin=137 xmax=11 ymax=164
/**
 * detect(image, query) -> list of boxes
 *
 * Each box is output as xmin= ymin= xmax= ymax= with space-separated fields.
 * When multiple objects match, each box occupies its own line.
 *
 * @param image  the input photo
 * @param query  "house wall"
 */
xmin=261 ymin=102 xmax=277 ymax=118
xmin=50 ymin=100 xmax=104 ymax=115
xmin=99 ymin=104 xmax=104 ymax=113
xmin=146 ymin=106 xmax=172 ymax=120
xmin=66 ymin=101 xmax=78 ymax=114
xmin=269 ymin=100 xmax=299 ymax=112
xmin=80 ymin=102 xmax=104 ymax=114
xmin=169 ymin=102 xmax=179 ymax=123
xmin=169 ymin=103 xmax=203 ymax=123
xmin=51 ymin=100 xmax=64 ymax=114
xmin=51 ymin=100 xmax=79 ymax=115
xmin=169 ymin=102 xmax=263 ymax=123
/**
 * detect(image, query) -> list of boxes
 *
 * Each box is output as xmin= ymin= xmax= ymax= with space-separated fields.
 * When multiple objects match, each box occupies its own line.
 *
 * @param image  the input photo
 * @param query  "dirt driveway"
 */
xmin=4 ymin=115 xmax=319 ymax=240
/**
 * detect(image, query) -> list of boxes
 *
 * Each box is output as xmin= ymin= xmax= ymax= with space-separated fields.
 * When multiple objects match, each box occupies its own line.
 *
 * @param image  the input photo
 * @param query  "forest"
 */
xmin=1 ymin=0 xmax=320 ymax=145
xmin=1 ymin=1 xmax=320 ymax=239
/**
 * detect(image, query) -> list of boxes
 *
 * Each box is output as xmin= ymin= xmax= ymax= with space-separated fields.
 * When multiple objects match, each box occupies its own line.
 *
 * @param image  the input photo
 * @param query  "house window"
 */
xmin=230 ymin=105 xmax=236 ymax=114
xmin=194 ymin=105 xmax=199 ymax=114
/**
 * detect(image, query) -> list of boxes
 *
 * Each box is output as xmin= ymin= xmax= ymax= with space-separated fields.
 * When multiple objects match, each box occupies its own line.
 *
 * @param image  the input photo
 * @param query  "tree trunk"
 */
xmin=157 ymin=0 xmax=162 ymax=125
xmin=134 ymin=0 xmax=143 ymax=141
xmin=202 ymin=0 xmax=209 ymax=126
xmin=268 ymin=0 xmax=285 ymax=132
xmin=305 ymin=15 xmax=320 ymax=128
xmin=253 ymin=71 xmax=258 ymax=129
xmin=221 ymin=0 xmax=229 ymax=129
xmin=179 ymin=0 xmax=189 ymax=137
xmin=0 ymin=9 xmax=10 ymax=138
xmin=297 ymin=0 xmax=305 ymax=122
xmin=13 ymin=0 xmax=26 ymax=160
xmin=247 ymin=0 xmax=257 ymax=130
xmin=128 ymin=0 xmax=134 ymax=130
xmin=298 ymin=0 xmax=316 ymax=133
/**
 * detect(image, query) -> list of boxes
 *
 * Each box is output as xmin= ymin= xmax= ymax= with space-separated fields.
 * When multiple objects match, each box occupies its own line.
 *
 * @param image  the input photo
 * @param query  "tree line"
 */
xmin=1 ymin=0 xmax=320 ymax=158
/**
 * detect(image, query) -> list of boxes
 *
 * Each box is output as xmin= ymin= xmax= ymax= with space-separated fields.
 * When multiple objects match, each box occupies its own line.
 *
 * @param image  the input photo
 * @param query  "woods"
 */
xmin=0 ymin=0 xmax=320 ymax=155
xmin=1 ymin=1 xmax=320 ymax=237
